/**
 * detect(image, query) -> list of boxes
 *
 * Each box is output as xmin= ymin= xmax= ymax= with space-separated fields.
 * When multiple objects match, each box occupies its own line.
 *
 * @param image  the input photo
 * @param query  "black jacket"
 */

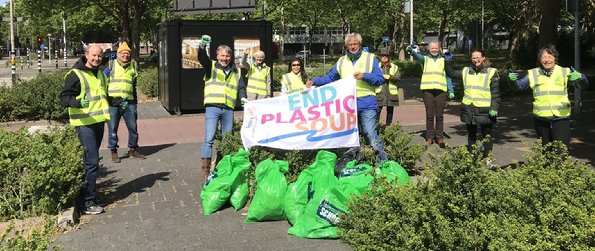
xmin=445 ymin=61 xmax=501 ymax=125
xmin=59 ymin=57 xmax=103 ymax=108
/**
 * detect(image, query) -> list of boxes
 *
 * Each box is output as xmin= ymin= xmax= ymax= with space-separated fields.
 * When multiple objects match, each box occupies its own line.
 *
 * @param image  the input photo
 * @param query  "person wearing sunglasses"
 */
xmin=281 ymin=57 xmax=308 ymax=95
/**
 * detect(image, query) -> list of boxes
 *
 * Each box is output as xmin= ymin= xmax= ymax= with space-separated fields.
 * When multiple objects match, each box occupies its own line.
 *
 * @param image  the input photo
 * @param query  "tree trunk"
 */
xmin=538 ymin=0 xmax=563 ymax=48
xmin=131 ymin=0 xmax=146 ymax=61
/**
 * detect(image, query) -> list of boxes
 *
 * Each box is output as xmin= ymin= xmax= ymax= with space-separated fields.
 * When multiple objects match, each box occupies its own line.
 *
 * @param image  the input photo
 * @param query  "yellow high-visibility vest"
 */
xmin=281 ymin=72 xmax=306 ymax=94
xmin=246 ymin=64 xmax=270 ymax=96
xmin=420 ymin=56 xmax=447 ymax=91
xmin=336 ymin=51 xmax=375 ymax=97
xmin=66 ymin=69 xmax=110 ymax=126
xmin=375 ymin=62 xmax=399 ymax=95
xmin=528 ymin=65 xmax=570 ymax=117
xmin=107 ymin=59 xmax=137 ymax=100
xmin=204 ymin=61 xmax=240 ymax=109
xmin=461 ymin=67 xmax=496 ymax=107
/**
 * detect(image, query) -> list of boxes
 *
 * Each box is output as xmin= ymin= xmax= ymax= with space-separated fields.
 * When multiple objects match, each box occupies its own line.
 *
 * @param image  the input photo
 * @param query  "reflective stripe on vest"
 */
xmin=337 ymin=51 xmax=375 ymax=97
xmin=246 ymin=65 xmax=269 ymax=96
xmin=108 ymin=59 xmax=137 ymax=100
xmin=67 ymin=69 xmax=110 ymax=126
xmin=461 ymin=67 xmax=495 ymax=107
xmin=204 ymin=62 xmax=240 ymax=109
xmin=420 ymin=56 xmax=447 ymax=91
xmin=375 ymin=63 xmax=399 ymax=95
xmin=528 ymin=65 xmax=570 ymax=117
xmin=282 ymin=73 xmax=306 ymax=94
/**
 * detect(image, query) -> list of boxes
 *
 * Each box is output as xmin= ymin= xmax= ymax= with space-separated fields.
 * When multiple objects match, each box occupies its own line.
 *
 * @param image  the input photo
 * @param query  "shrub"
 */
xmin=137 ymin=65 xmax=158 ymax=98
xmin=339 ymin=142 xmax=595 ymax=250
xmin=0 ymin=216 xmax=57 ymax=251
xmin=0 ymin=127 xmax=84 ymax=220
xmin=378 ymin=123 xmax=425 ymax=172
xmin=0 ymin=71 xmax=68 ymax=122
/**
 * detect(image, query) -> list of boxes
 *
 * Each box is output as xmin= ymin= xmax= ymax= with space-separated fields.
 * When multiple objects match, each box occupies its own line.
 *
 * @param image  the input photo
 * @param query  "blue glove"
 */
xmin=569 ymin=70 xmax=581 ymax=81
xmin=444 ymin=51 xmax=452 ymax=61
xmin=489 ymin=110 xmax=498 ymax=117
xmin=448 ymin=92 xmax=455 ymax=99
xmin=241 ymin=98 xmax=248 ymax=107
xmin=508 ymin=72 xmax=519 ymax=81
xmin=405 ymin=45 xmax=412 ymax=53
xmin=200 ymin=35 xmax=211 ymax=46
xmin=80 ymin=99 xmax=89 ymax=108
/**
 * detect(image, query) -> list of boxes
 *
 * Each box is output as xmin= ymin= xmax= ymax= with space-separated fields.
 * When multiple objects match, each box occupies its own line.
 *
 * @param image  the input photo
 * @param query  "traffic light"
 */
xmin=37 ymin=36 xmax=43 ymax=49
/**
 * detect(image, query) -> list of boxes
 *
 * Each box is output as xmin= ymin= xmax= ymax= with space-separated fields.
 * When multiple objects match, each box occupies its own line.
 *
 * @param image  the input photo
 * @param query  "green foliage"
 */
xmin=0 ymin=71 xmax=68 ymax=122
xmin=0 ymin=128 xmax=84 ymax=221
xmin=137 ymin=65 xmax=158 ymax=97
xmin=378 ymin=123 xmax=425 ymax=172
xmin=271 ymin=65 xmax=286 ymax=93
xmin=0 ymin=216 xmax=59 ymax=251
xmin=339 ymin=142 xmax=595 ymax=250
xmin=395 ymin=60 xmax=423 ymax=77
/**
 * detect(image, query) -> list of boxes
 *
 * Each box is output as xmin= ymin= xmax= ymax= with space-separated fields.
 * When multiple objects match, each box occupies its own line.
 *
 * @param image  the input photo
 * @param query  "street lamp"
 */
xmin=10 ymin=0 xmax=16 ymax=82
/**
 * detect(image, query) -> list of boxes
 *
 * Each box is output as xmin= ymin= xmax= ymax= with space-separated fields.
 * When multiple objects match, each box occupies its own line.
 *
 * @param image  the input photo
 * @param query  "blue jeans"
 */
xmin=75 ymin=122 xmax=104 ymax=203
xmin=358 ymin=108 xmax=388 ymax=162
xmin=201 ymin=106 xmax=234 ymax=158
xmin=107 ymin=104 xmax=139 ymax=150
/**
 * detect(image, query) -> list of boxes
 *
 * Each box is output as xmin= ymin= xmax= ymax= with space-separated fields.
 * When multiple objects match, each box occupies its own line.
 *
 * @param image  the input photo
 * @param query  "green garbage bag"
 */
xmin=338 ymin=160 xmax=374 ymax=196
xmin=245 ymin=159 xmax=289 ymax=222
xmin=230 ymin=180 xmax=249 ymax=210
xmin=376 ymin=161 xmax=413 ymax=187
xmin=287 ymin=187 xmax=349 ymax=239
xmin=200 ymin=149 xmax=251 ymax=215
xmin=284 ymin=150 xmax=337 ymax=225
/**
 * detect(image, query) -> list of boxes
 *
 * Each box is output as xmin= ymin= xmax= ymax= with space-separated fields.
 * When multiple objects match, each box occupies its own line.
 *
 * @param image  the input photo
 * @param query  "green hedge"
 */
xmin=137 ymin=65 xmax=158 ymax=98
xmin=339 ymin=142 xmax=595 ymax=250
xmin=0 ymin=71 xmax=69 ymax=122
xmin=0 ymin=127 xmax=84 ymax=221
xmin=395 ymin=60 xmax=423 ymax=77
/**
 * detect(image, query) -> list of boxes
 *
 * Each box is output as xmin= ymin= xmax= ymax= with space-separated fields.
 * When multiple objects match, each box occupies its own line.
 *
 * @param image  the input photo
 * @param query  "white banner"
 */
xmin=241 ymin=78 xmax=360 ymax=150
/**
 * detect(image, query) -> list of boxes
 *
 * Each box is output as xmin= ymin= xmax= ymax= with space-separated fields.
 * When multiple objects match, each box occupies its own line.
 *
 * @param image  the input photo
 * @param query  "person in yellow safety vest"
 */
xmin=59 ymin=44 xmax=110 ymax=215
xmin=281 ymin=57 xmax=309 ymax=95
xmin=307 ymin=32 xmax=388 ymax=162
xmin=375 ymin=48 xmax=400 ymax=125
xmin=445 ymin=49 xmax=500 ymax=159
xmin=508 ymin=45 xmax=589 ymax=148
xmin=103 ymin=41 xmax=146 ymax=163
xmin=407 ymin=41 xmax=455 ymax=148
xmin=196 ymin=35 xmax=248 ymax=186
xmin=242 ymin=48 xmax=271 ymax=100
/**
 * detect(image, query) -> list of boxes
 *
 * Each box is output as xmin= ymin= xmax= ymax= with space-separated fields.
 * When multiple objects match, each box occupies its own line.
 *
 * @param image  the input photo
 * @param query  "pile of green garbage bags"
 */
xmin=200 ymin=149 xmax=413 ymax=239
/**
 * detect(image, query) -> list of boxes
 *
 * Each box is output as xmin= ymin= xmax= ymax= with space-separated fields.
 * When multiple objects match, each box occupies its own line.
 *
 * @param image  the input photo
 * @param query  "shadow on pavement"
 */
xmin=101 ymin=172 xmax=171 ymax=205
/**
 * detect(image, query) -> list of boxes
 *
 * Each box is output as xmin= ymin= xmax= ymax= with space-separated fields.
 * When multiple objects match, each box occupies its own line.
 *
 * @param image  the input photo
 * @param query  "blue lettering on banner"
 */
xmin=316 ymin=199 xmax=346 ymax=225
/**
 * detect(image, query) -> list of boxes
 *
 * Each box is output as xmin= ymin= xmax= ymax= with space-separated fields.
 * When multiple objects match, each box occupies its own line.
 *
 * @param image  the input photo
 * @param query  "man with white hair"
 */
xmin=242 ymin=49 xmax=271 ymax=100
xmin=307 ymin=32 xmax=388 ymax=162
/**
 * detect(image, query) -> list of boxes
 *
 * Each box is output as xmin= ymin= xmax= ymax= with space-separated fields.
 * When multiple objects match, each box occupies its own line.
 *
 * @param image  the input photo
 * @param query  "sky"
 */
xmin=0 ymin=1 xmax=7 ymax=7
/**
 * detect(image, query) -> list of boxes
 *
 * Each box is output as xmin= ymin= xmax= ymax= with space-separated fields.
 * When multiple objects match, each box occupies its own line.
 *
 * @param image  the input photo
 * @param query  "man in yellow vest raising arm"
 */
xmin=508 ymin=45 xmax=589 ymax=148
xmin=242 ymin=48 xmax=271 ymax=100
xmin=104 ymin=41 xmax=146 ymax=163
xmin=196 ymin=35 xmax=248 ymax=185
xmin=59 ymin=44 xmax=110 ymax=215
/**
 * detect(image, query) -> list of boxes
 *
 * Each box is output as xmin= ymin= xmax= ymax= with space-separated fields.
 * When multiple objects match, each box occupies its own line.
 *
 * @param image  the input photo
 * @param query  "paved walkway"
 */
xmin=45 ymin=80 xmax=593 ymax=250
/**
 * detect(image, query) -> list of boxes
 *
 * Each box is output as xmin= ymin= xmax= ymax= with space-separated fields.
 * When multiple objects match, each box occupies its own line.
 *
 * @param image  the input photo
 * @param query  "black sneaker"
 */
xmin=84 ymin=201 xmax=105 ymax=215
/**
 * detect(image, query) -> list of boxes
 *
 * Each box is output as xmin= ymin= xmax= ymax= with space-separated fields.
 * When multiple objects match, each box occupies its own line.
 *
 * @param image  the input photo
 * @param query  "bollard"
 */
xmin=37 ymin=50 xmax=42 ymax=73
xmin=55 ymin=50 xmax=58 ymax=69
xmin=63 ymin=49 xmax=67 ymax=67
xmin=11 ymin=50 xmax=16 ymax=83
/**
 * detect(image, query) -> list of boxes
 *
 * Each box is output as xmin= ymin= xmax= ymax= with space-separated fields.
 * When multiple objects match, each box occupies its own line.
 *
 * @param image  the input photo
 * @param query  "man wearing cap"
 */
xmin=376 ymin=48 xmax=400 ymax=125
xmin=104 ymin=41 xmax=146 ymax=163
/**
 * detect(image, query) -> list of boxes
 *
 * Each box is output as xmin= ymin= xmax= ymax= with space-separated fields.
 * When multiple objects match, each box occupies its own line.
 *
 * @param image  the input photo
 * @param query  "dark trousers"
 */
xmin=76 ymin=122 xmax=105 ymax=203
xmin=466 ymin=123 xmax=493 ymax=158
xmin=378 ymin=106 xmax=395 ymax=125
xmin=534 ymin=117 xmax=570 ymax=147
xmin=422 ymin=90 xmax=447 ymax=140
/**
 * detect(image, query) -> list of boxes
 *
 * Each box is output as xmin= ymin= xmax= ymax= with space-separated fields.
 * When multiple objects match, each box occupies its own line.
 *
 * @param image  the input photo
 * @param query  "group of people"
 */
xmin=61 ymin=32 xmax=589 ymax=215
xmin=197 ymin=32 xmax=589 ymax=177
xmin=59 ymin=42 xmax=146 ymax=215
